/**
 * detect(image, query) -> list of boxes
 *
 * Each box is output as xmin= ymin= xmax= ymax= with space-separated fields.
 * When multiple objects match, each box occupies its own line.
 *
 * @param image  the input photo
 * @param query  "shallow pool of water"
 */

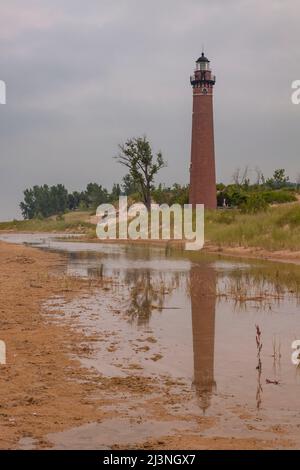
xmin=1 ymin=233 xmax=300 ymax=448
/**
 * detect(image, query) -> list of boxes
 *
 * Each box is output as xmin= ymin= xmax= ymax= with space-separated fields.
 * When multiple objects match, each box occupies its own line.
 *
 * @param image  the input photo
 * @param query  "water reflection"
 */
xmin=119 ymin=262 xmax=218 ymax=411
xmin=126 ymin=270 xmax=161 ymax=326
xmin=124 ymin=270 xmax=182 ymax=326
xmin=190 ymin=265 xmax=216 ymax=412
xmin=2 ymin=233 xmax=300 ymax=421
xmin=87 ymin=265 xmax=104 ymax=278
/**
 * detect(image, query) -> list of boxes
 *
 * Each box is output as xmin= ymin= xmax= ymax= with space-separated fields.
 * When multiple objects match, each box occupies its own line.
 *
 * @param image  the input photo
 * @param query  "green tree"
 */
xmin=20 ymin=188 xmax=35 ymax=219
xmin=85 ymin=183 xmax=109 ymax=209
xmin=122 ymin=173 xmax=140 ymax=196
xmin=266 ymin=169 xmax=289 ymax=189
xmin=20 ymin=184 xmax=68 ymax=219
xmin=110 ymin=183 xmax=121 ymax=202
xmin=68 ymin=191 xmax=81 ymax=210
xmin=49 ymin=184 xmax=68 ymax=215
xmin=116 ymin=136 xmax=166 ymax=210
xmin=152 ymin=183 xmax=189 ymax=206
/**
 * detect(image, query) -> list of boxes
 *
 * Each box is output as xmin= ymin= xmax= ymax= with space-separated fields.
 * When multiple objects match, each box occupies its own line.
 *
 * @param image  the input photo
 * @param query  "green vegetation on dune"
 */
xmin=205 ymin=203 xmax=300 ymax=251
xmin=0 ymin=216 xmax=94 ymax=234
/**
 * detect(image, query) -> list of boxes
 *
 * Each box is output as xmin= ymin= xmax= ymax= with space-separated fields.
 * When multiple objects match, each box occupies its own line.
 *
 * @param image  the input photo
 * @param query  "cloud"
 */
xmin=0 ymin=0 xmax=300 ymax=219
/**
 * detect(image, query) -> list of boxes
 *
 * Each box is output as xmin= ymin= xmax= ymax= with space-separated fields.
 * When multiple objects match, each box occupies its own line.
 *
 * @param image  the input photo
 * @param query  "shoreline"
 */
xmin=204 ymin=244 xmax=300 ymax=265
xmin=1 ymin=229 xmax=299 ymax=266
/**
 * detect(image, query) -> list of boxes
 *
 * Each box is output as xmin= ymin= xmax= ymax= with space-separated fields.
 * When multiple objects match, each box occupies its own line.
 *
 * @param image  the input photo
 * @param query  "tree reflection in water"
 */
xmin=124 ymin=269 xmax=182 ymax=326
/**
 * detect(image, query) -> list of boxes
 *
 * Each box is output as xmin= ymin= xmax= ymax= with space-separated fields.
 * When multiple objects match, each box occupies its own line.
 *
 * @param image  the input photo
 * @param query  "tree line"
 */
xmin=20 ymin=136 xmax=171 ymax=219
xmin=20 ymin=135 xmax=299 ymax=219
xmin=20 ymin=183 xmax=119 ymax=219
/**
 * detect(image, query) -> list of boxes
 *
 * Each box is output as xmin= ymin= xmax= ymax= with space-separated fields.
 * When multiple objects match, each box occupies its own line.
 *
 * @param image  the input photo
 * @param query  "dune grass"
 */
xmin=205 ymin=203 xmax=300 ymax=251
xmin=0 ymin=217 xmax=94 ymax=234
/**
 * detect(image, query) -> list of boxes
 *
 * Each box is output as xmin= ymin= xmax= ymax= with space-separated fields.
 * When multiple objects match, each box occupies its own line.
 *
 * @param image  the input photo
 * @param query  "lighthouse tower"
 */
xmin=189 ymin=53 xmax=216 ymax=209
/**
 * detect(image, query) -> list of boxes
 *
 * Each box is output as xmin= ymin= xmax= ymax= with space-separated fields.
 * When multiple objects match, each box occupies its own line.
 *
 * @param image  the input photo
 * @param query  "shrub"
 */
xmin=262 ymin=190 xmax=297 ymax=204
xmin=240 ymin=194 xmax=269 ymax=214
xmin=221 ymin=186 xmax=247 ymax=207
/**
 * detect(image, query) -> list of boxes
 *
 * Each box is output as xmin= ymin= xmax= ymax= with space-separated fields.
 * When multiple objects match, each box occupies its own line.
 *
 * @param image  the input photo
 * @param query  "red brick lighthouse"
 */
xmin=189 ymin=52 xmax=216 ymax=209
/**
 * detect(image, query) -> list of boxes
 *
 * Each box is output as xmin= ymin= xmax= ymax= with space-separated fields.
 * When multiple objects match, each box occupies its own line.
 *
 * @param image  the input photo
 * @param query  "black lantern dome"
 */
xmin=196 ymin=52 xmax=210 ymax=63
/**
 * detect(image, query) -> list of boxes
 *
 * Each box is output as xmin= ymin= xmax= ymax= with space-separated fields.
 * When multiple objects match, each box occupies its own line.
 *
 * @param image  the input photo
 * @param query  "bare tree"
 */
xmin=241 ymin=166 xmax=249 ymax=186
xmin=254 ymin=166 xmax=266 ymax=186
xmin=296 ymin=173 xmax=300 ymax=191
xmin=232 ymin=167 xmax=241 ymax=185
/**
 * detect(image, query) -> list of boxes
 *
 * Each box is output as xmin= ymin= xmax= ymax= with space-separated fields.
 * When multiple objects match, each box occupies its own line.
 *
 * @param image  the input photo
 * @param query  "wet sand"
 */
xmin=205 ymin=243 xmax=300 ymax=266
xmin=0 ymin=240 xmax=297 ymax=450
xmin=0 ymin=241 xmax=114 ymax=448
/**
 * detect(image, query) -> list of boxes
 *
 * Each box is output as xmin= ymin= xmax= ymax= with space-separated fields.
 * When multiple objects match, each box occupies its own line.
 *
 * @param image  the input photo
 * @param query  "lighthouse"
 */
xmin=189 ymin=52 xmax=216 ymax=209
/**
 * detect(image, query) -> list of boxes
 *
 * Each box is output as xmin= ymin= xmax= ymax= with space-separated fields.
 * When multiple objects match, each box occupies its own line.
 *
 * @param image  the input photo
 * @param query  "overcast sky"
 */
xmin=0 ymin=0 xmax=299 ymax=220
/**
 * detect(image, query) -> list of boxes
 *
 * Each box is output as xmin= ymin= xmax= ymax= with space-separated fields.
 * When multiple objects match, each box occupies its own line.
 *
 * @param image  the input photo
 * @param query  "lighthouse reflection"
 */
xmin=190 ymin=264 xmax=216 ymax=412
xmin=122 ymin=262 xmax=217 ymax=411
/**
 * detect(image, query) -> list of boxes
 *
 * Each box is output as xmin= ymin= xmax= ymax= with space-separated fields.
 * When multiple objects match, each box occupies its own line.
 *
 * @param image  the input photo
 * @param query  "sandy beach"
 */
xmin=0 ymin=239 xmax=298 ymax=449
